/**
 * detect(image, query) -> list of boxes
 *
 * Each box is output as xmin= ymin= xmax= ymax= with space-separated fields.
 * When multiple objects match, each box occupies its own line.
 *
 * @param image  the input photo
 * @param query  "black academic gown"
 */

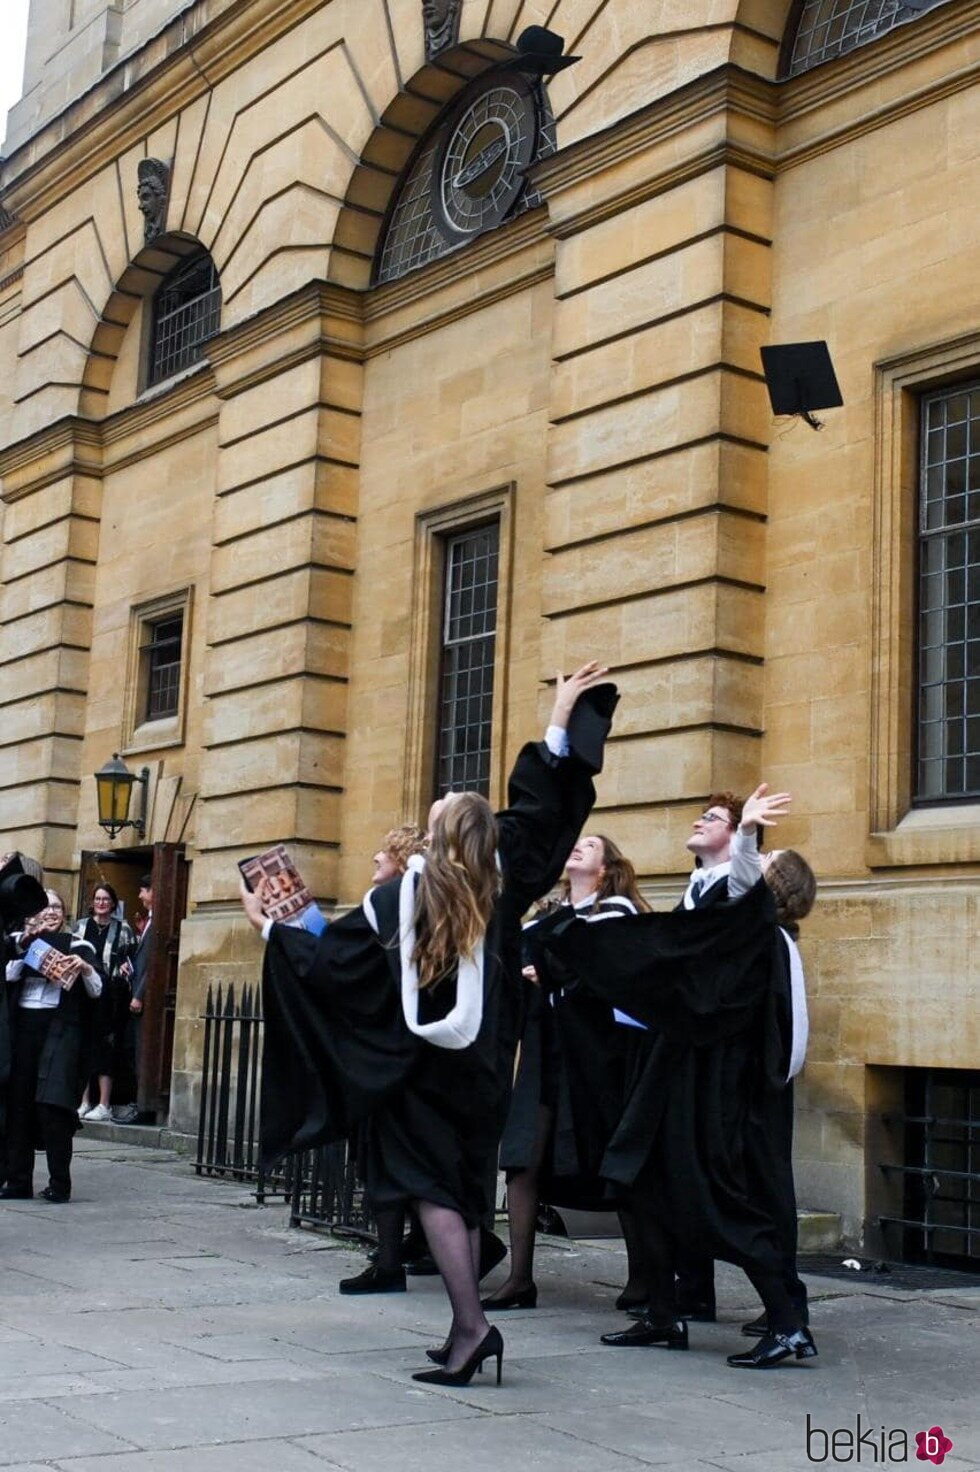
xmin=501 ymin=899 xmax=636 ymax=1211
xmin=259 ymin=741 xmax=598 ymax=1226
xmin=8 ymin=933 xmax=99 ymax=1116
xmin=541 ymin=880 xmax=792 ymax=1277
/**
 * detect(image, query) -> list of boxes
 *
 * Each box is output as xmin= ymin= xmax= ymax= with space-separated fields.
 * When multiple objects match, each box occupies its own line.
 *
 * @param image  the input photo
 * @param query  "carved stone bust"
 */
xmin=136 ymin=158 xmax=170 ymax=245
xmin=423 ymin=0 xmax=462 ymax=60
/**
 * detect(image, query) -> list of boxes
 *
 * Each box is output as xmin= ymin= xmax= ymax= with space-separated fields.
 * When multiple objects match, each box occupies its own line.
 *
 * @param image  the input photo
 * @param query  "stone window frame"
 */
xmin=402 ymin=485 xmax=515 ymax=819
xmin=121 ymin=586 xmax=193 ymax=756
xmin=868 ymin=333 xmax=980 ymax=867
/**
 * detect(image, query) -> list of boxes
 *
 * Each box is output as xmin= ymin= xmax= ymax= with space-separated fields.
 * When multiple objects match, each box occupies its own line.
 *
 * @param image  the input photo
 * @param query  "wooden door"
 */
xmin=138 ymin=842 xmax=190 ymax=1120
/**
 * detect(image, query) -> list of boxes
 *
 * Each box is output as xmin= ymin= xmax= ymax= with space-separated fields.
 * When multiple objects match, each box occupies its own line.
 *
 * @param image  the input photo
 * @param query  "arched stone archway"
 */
xmin=80 ymin=232 xmax=216 ymax=419
xmin=327 ymin=35 xmax=515 ymax=290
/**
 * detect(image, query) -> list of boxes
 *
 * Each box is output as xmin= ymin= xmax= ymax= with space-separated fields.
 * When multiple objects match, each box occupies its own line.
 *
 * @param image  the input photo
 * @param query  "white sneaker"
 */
xmin=77 ymin=1103 xmax=91 ymax=1119
xmin=85 ymin=1104 xmax=112 ymax=1122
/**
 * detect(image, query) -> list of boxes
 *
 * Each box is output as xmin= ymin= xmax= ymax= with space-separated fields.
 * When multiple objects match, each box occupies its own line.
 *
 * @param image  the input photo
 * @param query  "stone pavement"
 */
xmin=0 ymin=1139 xmax=977 ymax=1472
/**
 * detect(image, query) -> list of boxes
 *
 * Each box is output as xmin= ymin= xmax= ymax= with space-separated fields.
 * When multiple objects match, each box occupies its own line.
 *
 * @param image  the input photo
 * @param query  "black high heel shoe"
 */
xmin=413 ymin=1326 xmax=504 ymax=1386
xmin=727 ymin=1326 xmax=817 ymax=1368
xmin=480 ymin=1283 xmax=537 ymax=1310
xmin=426 ymin=1337 xmax=451 ymax=1366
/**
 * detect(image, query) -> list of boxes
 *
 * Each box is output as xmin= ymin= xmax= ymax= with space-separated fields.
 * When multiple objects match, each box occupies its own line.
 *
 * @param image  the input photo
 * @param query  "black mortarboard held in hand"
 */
xmin=566 ymin=682 xmax=619 ymax=774
xmin=0 ymin=853 xmax=49 ymax=929
xmin=760 ymin=341 xmax=842 ymax=431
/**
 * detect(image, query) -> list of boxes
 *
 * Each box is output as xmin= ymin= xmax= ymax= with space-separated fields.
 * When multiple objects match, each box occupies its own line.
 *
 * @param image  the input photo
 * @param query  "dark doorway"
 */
xmin=77 ymin=843 xmax=189 ymax=1123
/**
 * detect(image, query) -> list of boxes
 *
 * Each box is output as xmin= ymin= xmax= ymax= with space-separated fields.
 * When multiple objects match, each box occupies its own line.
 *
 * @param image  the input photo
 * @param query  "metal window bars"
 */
xmin=149 ymin=253 xmax=221 ymax=386
xmin=784 ymin=0 xmax=950 ymax=77
xmin=877 ymin=1068 xmax=980 ymax=1270
xmin=916 ymin=381 xmax=980 ymax=801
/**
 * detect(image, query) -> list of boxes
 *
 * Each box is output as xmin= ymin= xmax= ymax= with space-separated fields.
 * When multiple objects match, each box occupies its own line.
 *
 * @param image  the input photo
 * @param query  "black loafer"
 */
xmin=481 ymin=1283 xmax=537 ymax=1311
xmin=0 ymin=1187 xmax=33 ymax=1200
xmin=40 ymin=1186 xmax=70 ymax=1203
xmin=338 ymin=1264 xmax=406 ymax=1295
xmin=600 ymin=1317 xmax=688 ymax=1350
xmin=727 ymin=1326 xmax=817 ymax=1368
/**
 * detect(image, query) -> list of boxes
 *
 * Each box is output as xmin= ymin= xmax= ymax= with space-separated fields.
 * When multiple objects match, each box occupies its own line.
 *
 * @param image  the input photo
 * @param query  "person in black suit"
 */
xmin=123 ymin=874 xmax=153 ymax=1116
xmin=2 ymin=891 xmax=102 ymax=1202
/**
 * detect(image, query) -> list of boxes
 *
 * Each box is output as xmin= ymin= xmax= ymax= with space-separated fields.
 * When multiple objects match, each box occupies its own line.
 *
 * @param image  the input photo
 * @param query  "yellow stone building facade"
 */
xmin=1 ymin=0 xmax=978 ymax=1253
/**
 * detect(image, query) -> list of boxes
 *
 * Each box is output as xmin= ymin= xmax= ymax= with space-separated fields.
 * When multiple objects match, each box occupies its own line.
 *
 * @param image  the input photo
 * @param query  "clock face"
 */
xmin=432 ymin=74 xmax=539 ymax=242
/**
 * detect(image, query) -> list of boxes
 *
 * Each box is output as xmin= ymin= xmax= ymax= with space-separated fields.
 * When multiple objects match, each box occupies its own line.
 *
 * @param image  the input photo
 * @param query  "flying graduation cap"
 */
xmin=760 ymin=341 xmax=843 ymax=431
xmin=503 ymin=26 xmax=581 ymax=78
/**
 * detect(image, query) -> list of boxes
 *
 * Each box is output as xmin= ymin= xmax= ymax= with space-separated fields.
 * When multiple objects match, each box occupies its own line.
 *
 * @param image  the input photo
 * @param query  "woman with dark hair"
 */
xmin=485 ymin=834 xmax=648 ymax=1311
xmin=244 ymin=663 xmax=612 ymax=1386
xmin=75 ymin=884 xmax=136 ymax=1123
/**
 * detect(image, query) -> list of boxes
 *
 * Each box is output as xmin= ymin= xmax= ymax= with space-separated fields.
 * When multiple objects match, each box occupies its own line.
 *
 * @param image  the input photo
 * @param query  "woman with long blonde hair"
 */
xmin=244 ymin=663 xmax=613 ymax=1386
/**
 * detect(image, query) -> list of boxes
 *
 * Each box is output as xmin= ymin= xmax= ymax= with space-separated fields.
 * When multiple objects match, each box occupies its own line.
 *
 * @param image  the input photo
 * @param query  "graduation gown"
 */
xmin=500 ymin=899 xmax=636 ymax=1211
xmin=541 ymin=881 xmax=792 ymax=1275
xmin=259 ymin=740 xmax=598 ymax=1224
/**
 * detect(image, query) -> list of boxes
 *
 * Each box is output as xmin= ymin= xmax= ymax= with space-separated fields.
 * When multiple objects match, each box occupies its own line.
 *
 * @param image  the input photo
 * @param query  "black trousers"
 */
xmin=6 ymin=1009 xmax=76 ymax=1199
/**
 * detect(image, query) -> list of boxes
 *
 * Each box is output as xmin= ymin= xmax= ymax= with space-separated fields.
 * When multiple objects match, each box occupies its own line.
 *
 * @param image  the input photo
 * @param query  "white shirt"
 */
xmin=7 ymin=941 xmax=101 ymax=1010
xmin=682 ymin=827 xmax=762 ymax=908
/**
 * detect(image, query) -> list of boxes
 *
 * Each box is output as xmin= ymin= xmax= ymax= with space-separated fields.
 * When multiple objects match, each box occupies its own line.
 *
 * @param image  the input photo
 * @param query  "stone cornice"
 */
xmin=0 ymin=0 xmax=328 ymax=224
xmin=531 ymin=68 xmax=777 ymax=203
xmin=0 ymin=416 xmax=103 ymax=501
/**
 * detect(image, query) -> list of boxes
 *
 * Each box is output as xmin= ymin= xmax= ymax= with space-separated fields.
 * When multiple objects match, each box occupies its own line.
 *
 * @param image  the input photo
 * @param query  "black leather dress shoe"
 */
xmin=676 ymin=1299 xmax=716 ymax=1323
xmin=404 ymin=1253 xmax=439 ymax=1277
xmin=338 ymin=1264 xmax=406 ymax=1295
xmin=40 ymin=1187 xmax=70 ymax=1203
xmin=0 ymin=1186 xmax=33 ymax=1200
xmin=727 ymin=1326 xmax=817 ymax=1368
xmin=600 ymin=1316 xmax=688 ymax=1350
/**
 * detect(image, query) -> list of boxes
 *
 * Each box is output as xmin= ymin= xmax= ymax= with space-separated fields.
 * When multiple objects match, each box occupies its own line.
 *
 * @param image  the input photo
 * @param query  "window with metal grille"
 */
xmin=915 ymin=382 xmax=980 ymax=802
xmin=375 ymin=72 xmax=556 ymax=286
xmin=877 ymin=1068 xmax=980 ymax=1270
xmin=148 ymin=252 xmax=221 ymax=387
xmin=783 ymin=0 xmax=951 ymax=77
xmin=144 ymin=615 xmax=183 ymax=722
xmin=435 ymin=523 xmax=500 ymax=797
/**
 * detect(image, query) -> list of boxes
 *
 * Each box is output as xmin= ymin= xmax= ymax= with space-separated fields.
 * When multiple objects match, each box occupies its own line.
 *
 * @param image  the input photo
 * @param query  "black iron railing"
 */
xmin=877 ymin=1068 xmax=980 ymax=1270
xmin=195 ymin=982 xmax=374 ymax=1234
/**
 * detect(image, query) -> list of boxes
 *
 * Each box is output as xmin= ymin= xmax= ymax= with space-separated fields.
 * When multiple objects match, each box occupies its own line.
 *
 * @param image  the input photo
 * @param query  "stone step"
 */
xmin=798 ymin=1210 xmax=842 ymax=1253
xmin=77 ymin=1118 xmax=194 ymax=1152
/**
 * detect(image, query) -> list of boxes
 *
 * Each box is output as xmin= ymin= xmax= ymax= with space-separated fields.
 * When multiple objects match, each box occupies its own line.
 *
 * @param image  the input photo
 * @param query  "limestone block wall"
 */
xmin=762 ymin=46 xmax=980 ymax=1239
xmin=537 ymin=73 xmax=775 ymax=878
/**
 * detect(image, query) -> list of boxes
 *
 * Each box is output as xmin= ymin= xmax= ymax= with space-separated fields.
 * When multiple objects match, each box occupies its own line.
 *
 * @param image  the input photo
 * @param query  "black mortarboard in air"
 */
xmin=504 ymin=26 xmax=581 ymax=77
xmin=760 ymin=341 xmax=843 ymax=431
xmin=567 ymin=683 xmax=619 ymax=774
xmin=0 ymin=853 xmax=49 ymax=929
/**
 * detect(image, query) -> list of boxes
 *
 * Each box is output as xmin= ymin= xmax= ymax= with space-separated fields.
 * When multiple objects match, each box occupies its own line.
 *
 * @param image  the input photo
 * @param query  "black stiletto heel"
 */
xmin=413 ymin=1326 xmax=503 ymax=1386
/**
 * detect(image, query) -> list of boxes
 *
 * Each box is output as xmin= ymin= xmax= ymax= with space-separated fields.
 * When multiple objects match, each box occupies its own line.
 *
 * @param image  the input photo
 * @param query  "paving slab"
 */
xmin=0 ymin=1141 xmax=977 ymax=1470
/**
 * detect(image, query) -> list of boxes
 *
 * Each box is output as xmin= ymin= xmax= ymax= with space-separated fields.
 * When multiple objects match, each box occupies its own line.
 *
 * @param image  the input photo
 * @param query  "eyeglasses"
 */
xmin=698 ymin=811 xmax=732 ymax=825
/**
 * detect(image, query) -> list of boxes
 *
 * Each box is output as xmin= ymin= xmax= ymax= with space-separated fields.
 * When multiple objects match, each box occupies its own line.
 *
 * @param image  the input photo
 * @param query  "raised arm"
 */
xmin=729 ymin=783 xmax=792 ymax=900
xmin=497 ymin=662 xmax=612 ymax=910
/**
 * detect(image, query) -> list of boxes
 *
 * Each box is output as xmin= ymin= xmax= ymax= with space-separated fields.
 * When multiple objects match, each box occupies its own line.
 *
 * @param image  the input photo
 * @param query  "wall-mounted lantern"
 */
xmin=94 ymin=754 xmax=149 ymax=839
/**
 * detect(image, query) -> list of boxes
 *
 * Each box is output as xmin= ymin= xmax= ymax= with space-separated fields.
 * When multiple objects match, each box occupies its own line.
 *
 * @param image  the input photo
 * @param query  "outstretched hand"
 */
xmin=740 ymin=782 xmax=792 ymax=834
xmin=239 ymin=881 xmax=267 ymax=933
xmin=550 ymin=661 xmax=610 ymax=729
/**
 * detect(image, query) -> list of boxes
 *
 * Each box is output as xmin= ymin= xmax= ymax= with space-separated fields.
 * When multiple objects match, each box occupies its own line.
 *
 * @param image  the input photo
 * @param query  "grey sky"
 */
xmin=1 ymin=0 xmax=31 ymax=153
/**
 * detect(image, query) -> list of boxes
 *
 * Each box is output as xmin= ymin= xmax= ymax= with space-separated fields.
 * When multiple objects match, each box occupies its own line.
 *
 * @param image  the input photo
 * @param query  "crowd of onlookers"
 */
xmin=0 ymin=854 xmax=152 ymax=1202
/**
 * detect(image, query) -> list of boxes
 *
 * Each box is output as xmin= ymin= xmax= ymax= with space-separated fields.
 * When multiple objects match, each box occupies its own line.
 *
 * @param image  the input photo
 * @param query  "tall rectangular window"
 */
xmin=916 ymin=383 xmax=980 ymax=801
xmin=144 ymin=615 xmax=183 ymax=722
xmin=435 ymin=522 xmax=500 ymax=796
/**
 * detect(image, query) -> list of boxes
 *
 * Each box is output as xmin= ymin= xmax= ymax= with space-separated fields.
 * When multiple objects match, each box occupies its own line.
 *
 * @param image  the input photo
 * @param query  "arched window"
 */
xmin=147 ymin=250 xmax=221 ymax=387
xmin=375 ymin=68 xmax=556 ymax=286
xmin=783 ymin=0 xmax=951 ymax=77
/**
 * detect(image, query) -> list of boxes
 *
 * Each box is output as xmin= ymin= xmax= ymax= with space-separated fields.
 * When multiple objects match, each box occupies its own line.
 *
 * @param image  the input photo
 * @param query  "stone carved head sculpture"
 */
xmin=422 ymin=0 xmax=462 ymax=60
xmin=136 ymin=158 xmax=170 ymax=245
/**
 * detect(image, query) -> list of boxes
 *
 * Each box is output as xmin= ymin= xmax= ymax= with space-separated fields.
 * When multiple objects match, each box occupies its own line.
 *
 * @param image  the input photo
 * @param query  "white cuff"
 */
xmin=545 ymin=724 xmax=570 ymax=758
xmin=261 ymin=918 xmax=274 ymax=942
